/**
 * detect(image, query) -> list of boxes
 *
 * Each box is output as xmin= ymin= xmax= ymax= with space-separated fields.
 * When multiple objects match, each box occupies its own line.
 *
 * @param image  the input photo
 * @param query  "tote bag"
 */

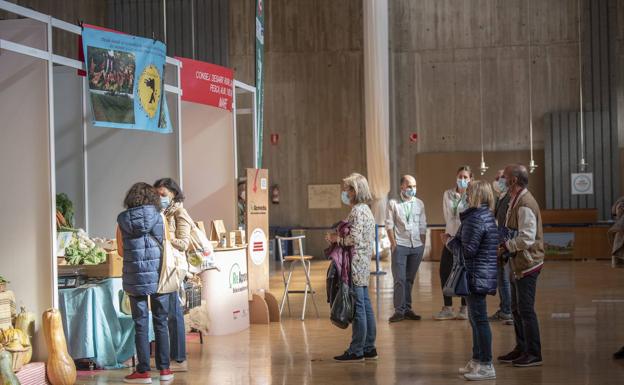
xmin=155 ymin=213 xmax=182 ymax=294
xmin=184 ymin=220 xmax=215 ymax=271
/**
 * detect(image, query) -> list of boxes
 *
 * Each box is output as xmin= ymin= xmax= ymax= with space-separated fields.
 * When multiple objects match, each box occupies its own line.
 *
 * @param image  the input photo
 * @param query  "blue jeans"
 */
xmin=497 ymin=260 xmax=512 ymax=315
xmin=511 ymin=271 xmax=542 ymax=357
xmin=466 ymin=293 xmax=492 ymax=364
xmin=391 ymin=245 xmax=424 ymax=314
xmin=169 ymin=292 xmax=187 ymax=362
xmin=129 ymin=293 xmax=170 ymax=373
xmin=348 ymin=286 xmax=376 ymax=356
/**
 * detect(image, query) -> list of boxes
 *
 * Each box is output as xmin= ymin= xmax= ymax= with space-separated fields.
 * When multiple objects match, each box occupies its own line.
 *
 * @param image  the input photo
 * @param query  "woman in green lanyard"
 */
xmin=435 ymin=165 xmax=473 ymax=320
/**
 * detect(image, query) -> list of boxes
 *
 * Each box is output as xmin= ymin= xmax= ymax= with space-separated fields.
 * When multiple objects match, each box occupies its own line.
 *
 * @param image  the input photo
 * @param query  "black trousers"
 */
xmin=440 ymin=246 xmax=466 ymax=307
xmin=511 ymin=270 xmax=542 ymax=358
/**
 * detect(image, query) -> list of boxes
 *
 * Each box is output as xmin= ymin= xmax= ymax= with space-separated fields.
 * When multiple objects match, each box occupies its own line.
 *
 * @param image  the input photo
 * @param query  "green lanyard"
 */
xmin=451 ymin=193 xmax=466 ymax=216
xmin=403 ymin=201 xmax=415 ymax=224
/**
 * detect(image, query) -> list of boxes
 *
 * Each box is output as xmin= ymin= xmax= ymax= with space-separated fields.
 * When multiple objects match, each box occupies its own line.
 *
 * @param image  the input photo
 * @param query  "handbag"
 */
xmin=330 ymin=282 xmax=355 ymax=329
xmin=153 ymin=213 xmax=182 ymax=294
xmin=443 ymin=247 xmax=470 ymax=297
xmin=184 ymin=219 xmax=215 ymax=271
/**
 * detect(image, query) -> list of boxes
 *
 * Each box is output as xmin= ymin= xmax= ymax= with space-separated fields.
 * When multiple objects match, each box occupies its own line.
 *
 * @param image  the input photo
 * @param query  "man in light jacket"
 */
xmin=386 ymin=175 xmax=427 ymax=323
xmin=497 ymin=164 xmax=544 ymax=368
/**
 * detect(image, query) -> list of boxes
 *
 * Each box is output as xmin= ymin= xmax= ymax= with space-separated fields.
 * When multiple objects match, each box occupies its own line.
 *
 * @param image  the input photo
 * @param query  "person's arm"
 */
xmin=442 ymin=191 xmax=453 ymax=231
xmin=171 ymin=212 xmax=192 ymax=252
xmin=340 ymin=209 xmax=363 ymax=247
xmin=420 ymin=201 xmax=427 ymax=244
xmin=385 ymin=201 xmax=397 ymax=249
xmin=505 ymin=207 xmax=537 ymax=252
xmin=116 ymin=225 xmax=123 ymax=258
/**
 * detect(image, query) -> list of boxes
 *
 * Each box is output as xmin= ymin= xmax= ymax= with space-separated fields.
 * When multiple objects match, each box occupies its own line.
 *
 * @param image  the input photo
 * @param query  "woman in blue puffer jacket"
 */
xmin=116 ymin=182 xmax=174 ymax=384
xmin=446 ymin=180 xmax=499 ymax=381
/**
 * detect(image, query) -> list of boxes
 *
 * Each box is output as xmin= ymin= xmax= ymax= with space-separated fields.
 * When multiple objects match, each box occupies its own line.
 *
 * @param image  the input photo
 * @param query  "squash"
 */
xmin=14 ymin=307 xmax=34 ymax=365
xmin=0 ymin=349 xmax=20 ymax=385
xmin=42 ymin=309 xmax=76 ymax=385
xmin=14 ymin=308 xmax=35 ymax=341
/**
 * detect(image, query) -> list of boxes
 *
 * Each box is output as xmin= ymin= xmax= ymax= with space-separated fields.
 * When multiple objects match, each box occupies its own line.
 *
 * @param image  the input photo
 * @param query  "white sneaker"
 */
xmin=434 ymin=306 xmax=455 ymax=320
xmin=464 ymin=363 xmax=496 ymax=381
xmin=456 ymin=306 xmax=469 ymax=320
xmin=170 ymin=361 xmax=188 ymax=372
xmin=459 ymin=360 xmax=479 ymax=374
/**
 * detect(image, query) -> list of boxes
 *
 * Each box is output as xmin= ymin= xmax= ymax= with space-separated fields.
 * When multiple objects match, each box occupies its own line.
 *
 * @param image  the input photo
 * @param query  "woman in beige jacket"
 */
xmin=154 ymin=178 xmax=192 ymax=372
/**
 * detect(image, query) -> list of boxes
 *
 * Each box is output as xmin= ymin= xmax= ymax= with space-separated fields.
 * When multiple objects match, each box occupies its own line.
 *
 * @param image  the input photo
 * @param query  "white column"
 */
xmin=363 ymin=0 xmax=390 ymax=223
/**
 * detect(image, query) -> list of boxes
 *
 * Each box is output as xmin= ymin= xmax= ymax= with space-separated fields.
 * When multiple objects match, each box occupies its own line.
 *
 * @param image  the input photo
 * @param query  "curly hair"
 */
xmin=123 ymin=182 xmax=161 ymax=209
xmin=153 ymin=177 xmax=185 ymax=202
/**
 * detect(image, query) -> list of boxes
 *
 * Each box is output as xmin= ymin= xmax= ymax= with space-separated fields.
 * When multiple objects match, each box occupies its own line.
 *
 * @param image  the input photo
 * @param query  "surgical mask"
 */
xmin=160 ymin=196 xmax=171 ymax=209
xmin=457 ymin=179 xmax=469 ymax=190
xmin=497 ymin=178 xmax=508 ymax=193
xmin=403 ymin=188 xmax=416 ymax=198
xmin=341 ymin=191 xmax=351 ymax=206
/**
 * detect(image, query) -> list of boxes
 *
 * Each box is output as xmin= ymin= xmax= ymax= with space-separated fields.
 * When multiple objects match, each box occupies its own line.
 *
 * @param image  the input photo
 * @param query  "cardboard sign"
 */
xmin=246 ymin=169 xmax=269 ymax=299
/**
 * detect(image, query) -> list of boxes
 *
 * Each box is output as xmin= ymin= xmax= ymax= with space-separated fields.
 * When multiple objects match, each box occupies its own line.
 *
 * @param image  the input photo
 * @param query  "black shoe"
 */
xmin=389 ymin=312 xmax=405 ymax=323
xmin=498 ymin=349 xmax=523 ymax=363
xmin=512 ymin=353 xmax=543 ymax=367
xmin=614 ymin=346 xmax=624 ymax=360
xmin=363 ymin=349 xmax=378 ymax=360
xmin=404 ymin=310 xmax=422 ymax=320
xmin=334 ymin=351 xmax=364 ymax=363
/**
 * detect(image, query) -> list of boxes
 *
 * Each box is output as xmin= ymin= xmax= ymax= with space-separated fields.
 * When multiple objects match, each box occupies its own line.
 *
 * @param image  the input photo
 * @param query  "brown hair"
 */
xmin=467 ymin=180 xmax=495 ymax=210
xmin=124 ymin=182 xmax=161 ymax=209
xmin=457 ymin=165 xmax=473 ymax=178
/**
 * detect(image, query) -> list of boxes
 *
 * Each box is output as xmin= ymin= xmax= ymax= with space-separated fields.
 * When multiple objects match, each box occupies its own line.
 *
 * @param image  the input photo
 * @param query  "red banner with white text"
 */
xmin=177 ymin=57 xmax=234 ymax=111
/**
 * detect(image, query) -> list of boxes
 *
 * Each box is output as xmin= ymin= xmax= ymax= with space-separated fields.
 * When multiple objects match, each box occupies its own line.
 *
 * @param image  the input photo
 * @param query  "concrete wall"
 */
xmin=0 ymin=19 xmax=53 ymax=360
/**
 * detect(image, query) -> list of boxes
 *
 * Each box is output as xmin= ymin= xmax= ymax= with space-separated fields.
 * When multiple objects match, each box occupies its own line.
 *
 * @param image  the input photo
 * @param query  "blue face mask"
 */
xmin=341 ymin=191 xmax=351 ymax=206
xmin=160 ymin=196 xmax=171 ymax=209
xmin=497 ymin=178 xmax=508 ymax=193
xmin=404 ymin=188 xmax=416 ymax=198
xmin=457 ymin=179 xmax=469 ymax=190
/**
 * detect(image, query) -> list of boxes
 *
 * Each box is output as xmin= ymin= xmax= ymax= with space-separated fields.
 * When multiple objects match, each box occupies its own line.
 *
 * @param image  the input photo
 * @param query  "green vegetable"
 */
xmin=64 ymin=230 xmax=107 ymax=266
xmin=0 ymin=276 xmax=8 ymax=284
xmin=56 ymin=193 xmax=74 ymax=229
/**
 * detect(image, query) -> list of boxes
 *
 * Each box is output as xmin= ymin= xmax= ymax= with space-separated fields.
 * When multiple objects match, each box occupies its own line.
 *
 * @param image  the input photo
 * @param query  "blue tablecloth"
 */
xmin=58 ymin=278 xmax=153 ymax=369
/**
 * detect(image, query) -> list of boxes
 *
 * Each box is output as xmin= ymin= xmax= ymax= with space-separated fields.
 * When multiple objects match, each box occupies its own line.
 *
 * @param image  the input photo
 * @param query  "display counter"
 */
xmin=200 ymin=246 xmax=250 ymax=335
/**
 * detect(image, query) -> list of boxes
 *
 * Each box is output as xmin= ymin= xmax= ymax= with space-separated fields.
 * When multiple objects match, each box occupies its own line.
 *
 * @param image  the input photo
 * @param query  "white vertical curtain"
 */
xmin=363 ymin=0 xmax=390 ymax=224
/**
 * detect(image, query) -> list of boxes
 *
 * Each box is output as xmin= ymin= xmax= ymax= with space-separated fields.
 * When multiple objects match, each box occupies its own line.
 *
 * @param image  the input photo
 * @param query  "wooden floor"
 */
xmin=81 ymin=260 xmax=624 ymax=384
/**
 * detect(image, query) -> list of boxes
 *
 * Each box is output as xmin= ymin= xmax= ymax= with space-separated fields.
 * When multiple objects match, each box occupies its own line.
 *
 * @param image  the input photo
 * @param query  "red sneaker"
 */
xmin=160 ymin=369 xmax=174 ymax=382
xmin=123 ymin=371 xmax=152 ymax=384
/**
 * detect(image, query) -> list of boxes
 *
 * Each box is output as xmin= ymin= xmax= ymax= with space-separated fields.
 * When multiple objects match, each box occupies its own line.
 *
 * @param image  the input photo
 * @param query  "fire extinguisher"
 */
xmin=271 ymin=185 xmax=280 ymax=204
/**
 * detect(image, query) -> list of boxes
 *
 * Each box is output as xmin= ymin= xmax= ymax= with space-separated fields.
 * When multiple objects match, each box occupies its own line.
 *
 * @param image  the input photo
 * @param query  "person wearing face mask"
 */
xmin=326 ymin=173 xmax=377 ymax=362
xmin=238 ymin=180 xmax=247 ymax=229
xmin=436 ymin=165 xmax=473 ymax=321
xmin=489 ymin=170 xmax=513 ymax=324
xmin=153 ymin=178 xmax=192 ymax=372
xmin=385 ymin=175 xmax=427 ymax=323
xmin=497 ymin=164 xmax=544 ymax=368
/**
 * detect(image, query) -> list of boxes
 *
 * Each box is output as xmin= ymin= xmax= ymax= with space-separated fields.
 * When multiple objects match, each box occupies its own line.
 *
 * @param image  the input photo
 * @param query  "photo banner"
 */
xmin=81 ymin=27 xmax=172 ymax=133
xmin=177 ymin=57 xmax=234 ymax=111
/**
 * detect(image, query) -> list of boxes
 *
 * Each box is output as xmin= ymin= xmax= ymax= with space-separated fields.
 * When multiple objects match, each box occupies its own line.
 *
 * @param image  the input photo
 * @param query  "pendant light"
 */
xmin=577 ymin=0 xmax=588 ymax=172
xmin=478 ymin=47 xmax=488 ymax=175
xmin=527 ymin=0 xmax=538 ymax=174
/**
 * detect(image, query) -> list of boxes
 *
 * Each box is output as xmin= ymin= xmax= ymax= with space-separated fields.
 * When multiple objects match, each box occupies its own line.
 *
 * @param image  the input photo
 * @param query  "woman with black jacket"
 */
xmin=446 ymin=180 xmax=499 ymax=381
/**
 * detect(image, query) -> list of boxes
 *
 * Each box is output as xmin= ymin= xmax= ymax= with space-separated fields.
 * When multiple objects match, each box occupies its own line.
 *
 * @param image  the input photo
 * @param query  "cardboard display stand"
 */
xmin=245 ymin=168 xmax=280 ymax=323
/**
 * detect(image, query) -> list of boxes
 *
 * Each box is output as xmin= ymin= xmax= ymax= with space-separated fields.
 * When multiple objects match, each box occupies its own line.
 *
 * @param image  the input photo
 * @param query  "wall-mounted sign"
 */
xmin=248 ymin=228 xmax=267 ymax=266
xmin=177 ymin=57 xmax=234 ymax=111
xmin=571 ymin=173 xmax=593 ymax=195
xmin=308 ymin=184 xmax=342 ymax=209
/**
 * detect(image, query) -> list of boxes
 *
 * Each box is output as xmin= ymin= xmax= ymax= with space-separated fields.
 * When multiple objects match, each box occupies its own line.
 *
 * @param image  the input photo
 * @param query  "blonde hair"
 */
xmin=342 ymin=173 xmax=372 ymax=204
xmin=467 ymin=180 xmax=495 ymax=210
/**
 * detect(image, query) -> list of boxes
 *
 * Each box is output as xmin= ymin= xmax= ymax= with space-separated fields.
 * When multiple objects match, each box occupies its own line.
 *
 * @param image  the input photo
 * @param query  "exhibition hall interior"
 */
xmin=0 ymin=0 xmax=623 ymax=384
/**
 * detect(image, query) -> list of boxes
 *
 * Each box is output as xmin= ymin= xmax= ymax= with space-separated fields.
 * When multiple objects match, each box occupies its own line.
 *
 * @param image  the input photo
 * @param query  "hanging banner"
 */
xmin=81 ymin=26 xmax=172 ymax=133
xmin=255 ymin=0 xmax=265 ymax=166
xmin=177 ymin=57 xmax=234 ymax=111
